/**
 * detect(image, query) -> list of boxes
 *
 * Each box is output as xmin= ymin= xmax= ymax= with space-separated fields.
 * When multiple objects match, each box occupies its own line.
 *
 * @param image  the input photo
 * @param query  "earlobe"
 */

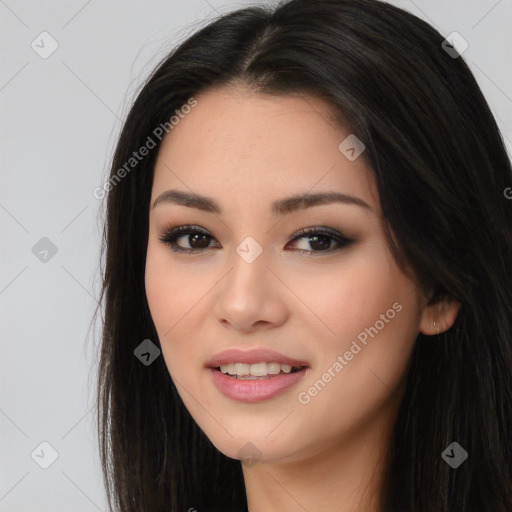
xmin=419 ymin=296 xmax=461 ymax=336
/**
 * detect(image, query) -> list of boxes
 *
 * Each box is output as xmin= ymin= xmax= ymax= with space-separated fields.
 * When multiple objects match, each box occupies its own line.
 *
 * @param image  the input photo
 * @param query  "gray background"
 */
xmin=1 ymin=0 xmax=511 ymax=510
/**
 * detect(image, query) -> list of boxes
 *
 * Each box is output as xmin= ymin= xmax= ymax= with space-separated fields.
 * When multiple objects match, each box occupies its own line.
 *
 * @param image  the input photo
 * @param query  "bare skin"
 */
xmin=144 ymin=85 xmax=460 ymax=511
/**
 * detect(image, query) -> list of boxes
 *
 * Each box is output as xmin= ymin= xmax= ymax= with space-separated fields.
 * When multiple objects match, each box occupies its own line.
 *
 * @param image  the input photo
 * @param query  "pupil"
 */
xmin=309 ymin=235 xmax=330 ymax=251
xmin=189 ymin=234 xmax=210 ymax=248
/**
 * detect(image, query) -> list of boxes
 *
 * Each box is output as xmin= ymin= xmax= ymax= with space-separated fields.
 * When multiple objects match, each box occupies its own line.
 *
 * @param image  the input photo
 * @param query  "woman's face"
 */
xmin=145 ymin=86 xmax=434 ymax=464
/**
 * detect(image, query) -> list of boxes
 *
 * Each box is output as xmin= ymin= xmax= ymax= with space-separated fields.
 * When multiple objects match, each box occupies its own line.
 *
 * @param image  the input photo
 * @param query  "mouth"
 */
xmin=205 ymin=348 xmax=310 ymax=401
xmin=207 ymin=362 xmax=309 ymax=403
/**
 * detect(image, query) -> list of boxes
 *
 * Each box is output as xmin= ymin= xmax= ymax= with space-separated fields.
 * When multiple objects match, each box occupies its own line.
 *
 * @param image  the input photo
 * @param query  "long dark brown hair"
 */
xmin=93 ymin=0 xmax=512 ymax=510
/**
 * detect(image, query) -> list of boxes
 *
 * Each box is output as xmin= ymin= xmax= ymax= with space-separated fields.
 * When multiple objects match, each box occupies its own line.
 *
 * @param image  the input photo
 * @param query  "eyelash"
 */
xmin=158 ymin=224 xmax=354 ymax=256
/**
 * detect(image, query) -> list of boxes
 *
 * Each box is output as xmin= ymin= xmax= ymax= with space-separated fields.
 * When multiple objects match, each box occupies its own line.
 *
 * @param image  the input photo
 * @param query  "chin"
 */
xmin=197 ymin=421 xmax=306 ymax=466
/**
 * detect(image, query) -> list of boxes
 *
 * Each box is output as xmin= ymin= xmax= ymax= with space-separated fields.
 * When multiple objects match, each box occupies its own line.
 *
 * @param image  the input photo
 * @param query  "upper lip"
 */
xmin=206 ymin=347 xmax=310 ymax=369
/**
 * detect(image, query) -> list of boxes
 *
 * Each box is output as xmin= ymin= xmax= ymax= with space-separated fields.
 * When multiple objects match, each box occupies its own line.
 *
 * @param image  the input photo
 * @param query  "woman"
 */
xmin=94 ymin=0 xmax=512 ymax=510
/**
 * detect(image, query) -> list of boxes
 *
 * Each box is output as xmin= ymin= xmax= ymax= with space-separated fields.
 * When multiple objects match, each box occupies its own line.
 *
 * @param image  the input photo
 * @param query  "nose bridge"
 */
xmin=229 ymin=234 xmax=269 ymax=294
xmin=213 ymin=233 xmax=281 ymax=330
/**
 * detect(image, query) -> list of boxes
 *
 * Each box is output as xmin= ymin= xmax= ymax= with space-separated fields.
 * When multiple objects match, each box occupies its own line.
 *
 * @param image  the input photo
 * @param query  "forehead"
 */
xmin=151 ymin=86 xmax=379 ymax=215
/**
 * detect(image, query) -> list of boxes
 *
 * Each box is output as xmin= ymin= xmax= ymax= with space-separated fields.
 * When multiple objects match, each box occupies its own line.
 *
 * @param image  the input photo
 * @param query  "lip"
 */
xmin=209 ymin=367 xmax=309 ymax=403
xmin=205 ymin=347 xmax=310 ymax=369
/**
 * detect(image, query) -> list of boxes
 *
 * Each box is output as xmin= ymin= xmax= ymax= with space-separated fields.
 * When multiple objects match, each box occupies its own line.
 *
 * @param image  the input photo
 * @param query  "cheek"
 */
xmin=282 ymin=240 xmax=409 ymax=349
xmin=145 ymin=239 xmax=222 ymax=386
xmin=145 ymin=246 xmax=173 ymax=327
xmin=145 ymin=241 xmax=195 ymax=329
xmin=144 ymin=244 xmax=195 ymax=367
xmin=293 ymin=241 xmax=420 ymax=415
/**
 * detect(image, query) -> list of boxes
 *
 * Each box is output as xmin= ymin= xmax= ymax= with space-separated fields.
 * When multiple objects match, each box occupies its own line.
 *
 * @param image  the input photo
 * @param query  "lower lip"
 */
xmin=209 ymin=367 xmax=308 ymax=403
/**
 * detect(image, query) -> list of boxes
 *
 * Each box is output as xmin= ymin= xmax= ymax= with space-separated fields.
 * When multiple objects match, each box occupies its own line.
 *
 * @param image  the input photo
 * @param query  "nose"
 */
xmin=212 ymin=244 xmax=288 ymax=333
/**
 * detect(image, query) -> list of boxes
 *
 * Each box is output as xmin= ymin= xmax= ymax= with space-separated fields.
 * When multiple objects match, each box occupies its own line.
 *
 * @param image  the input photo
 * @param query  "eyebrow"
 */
xmin=152 ymin=189 xmax=372 ymax=214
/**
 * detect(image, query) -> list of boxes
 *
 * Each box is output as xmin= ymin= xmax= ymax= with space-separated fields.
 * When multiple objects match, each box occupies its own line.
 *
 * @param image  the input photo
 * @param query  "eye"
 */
xmin=158 ymin=225 xmax=354 ymax=255
xmin=286 ymin=226 xmax=354 ymax=254
xmin=158 ymin=225 xmax=219 ymax=254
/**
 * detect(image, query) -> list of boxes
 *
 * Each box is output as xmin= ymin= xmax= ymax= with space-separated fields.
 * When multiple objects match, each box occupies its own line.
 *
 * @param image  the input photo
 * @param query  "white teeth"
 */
xmin=248 ymin=362 xmax=267 ymax=376
xmin=234 ymin=363 xmax=250 ymax=376
xmin=219 ymin=361 xmax=298 ymax=377
xmin=281 ymin=364 xmax=292 ymax=373
xmin=267 ymin=362 xmax=281 ymax=375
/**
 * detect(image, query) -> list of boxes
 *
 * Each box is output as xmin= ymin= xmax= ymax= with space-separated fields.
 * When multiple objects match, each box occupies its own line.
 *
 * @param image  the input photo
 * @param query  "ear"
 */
xmin=419 ymin=293 xmax=461 ymax=336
